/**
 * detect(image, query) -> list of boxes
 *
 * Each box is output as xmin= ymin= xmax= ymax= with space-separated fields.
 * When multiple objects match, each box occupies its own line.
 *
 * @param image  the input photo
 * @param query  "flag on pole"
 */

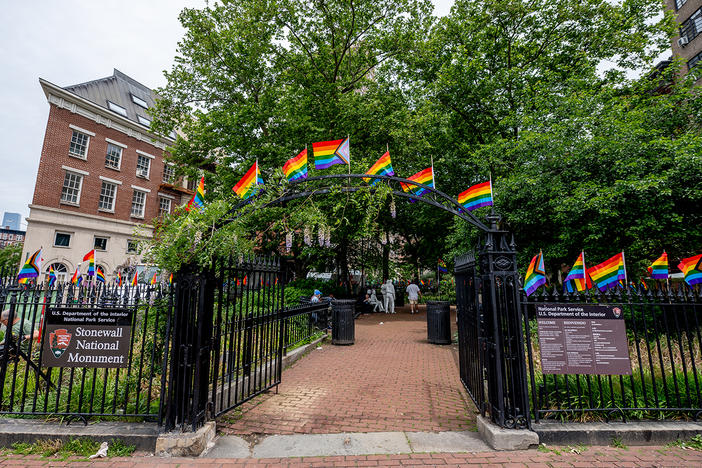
xmin=283 ymin=149 xmax=308 ymax=182
xmin=18 ymin=248 xmax=42 ymax=281
xmin=233 ymin=161 xmax=264 ymax=199
xmin=169 ymin=273 xmax=173 ymax=285
xmin=151 ymin=272 xmax=158 ymax=285
xmin=187 ymin=176 xmax=206 ymax=212
xmin=83 ymin=249 xmax=95 ymax=276
xmin=71 ymin=267 xmax=80 ymax=285
xmin=313 ymin=138 xmax=350 ymax=169
xmin=458 ymin=181 xmax=493 ymax=211
xmin=587 ymin=253 xmax=626 ymax=291
xmin=647 ymin=252 xmax=669 ymax=279
xmin=116 ymin=271 xmax=123 ymax=287
xmin=131 ymin=271 xmax=138 ymax=286
xmin=524 ymin=251 xmax=547 ymax=296
xmin=438 ymin=259 xmax=448 ymax=273
xmin=96 ymin=267 xmax=106 ymax=283
xmin=678 ymin=254 xmax=702 ymax=286
xmin=363 ymin=151 xmax=394 ymax=185
xmin=400 ymin=167 xmax=434 ymax=196
xmin=564 ymin=252 xmax=588 ymax=292
xmin=48 ymin=265 xmax=57 ymax=287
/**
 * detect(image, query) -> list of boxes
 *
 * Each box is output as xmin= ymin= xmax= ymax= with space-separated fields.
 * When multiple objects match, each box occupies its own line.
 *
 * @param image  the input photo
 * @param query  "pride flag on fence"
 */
xmin=71 ymin=267 xmax=80 ymax=285
xmin=364 ymin=151 xmax=394 ymax=185
xmin=96 ymin=267 xmax=106 ymax=284
xmin=116 ymin=272 xmax=123 ymax=287
xmin=458 ymin=180 xmax=493 ymax=211
xmin=678 ymin=254 xmax=702 ymax=286
xmin=83 ymin=249 xmax=95 ymax=276
xmin=400 ymin=167 xmax=434 ymax=196
xmin=564 ymin=252 xmax=589 ymax=292
xmin=438 ymin=258 xmax=448 ymax=273
xmin=131 ymin=271 xmax=138 ymax=287
xmin=313 ymin=138 xmax=350 ymax=169
xmin=48 ymin=266 xmax=57 ymax=287
xmin=524 ymin=251 xmax=547 ymax=296
xmin=233 ymin=161 xmax=264 ymax=199
xmin=587 ymin=252 xmax=626 ymax=291
xmin=187 ymin=176 xmax=206 ymax=212
xmin=18 ymin=248 xmax=42 ymax=281
xmin=648 ymin=251 xmax=669 ymax=279
xmin=151 ymin=273 xmax=158 ymax=285
xmin=283 ymin=149 xmax=308 ymax=182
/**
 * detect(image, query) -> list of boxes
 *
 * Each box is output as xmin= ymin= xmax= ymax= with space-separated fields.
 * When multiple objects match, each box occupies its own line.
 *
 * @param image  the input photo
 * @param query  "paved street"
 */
xmin=219 ymin=307 xmax=475 ymax=435
xmin=3 ymin=445 xmax=702 ymax=466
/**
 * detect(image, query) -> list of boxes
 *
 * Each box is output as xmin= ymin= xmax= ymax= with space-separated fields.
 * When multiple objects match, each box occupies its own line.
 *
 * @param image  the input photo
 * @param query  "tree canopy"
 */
xmin=149 ymin=0 xmax=701 ymax=283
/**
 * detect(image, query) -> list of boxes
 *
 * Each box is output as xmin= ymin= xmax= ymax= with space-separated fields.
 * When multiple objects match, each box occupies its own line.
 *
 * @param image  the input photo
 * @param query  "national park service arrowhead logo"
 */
xmin=49 ymin=328 xmax=71 ymax=358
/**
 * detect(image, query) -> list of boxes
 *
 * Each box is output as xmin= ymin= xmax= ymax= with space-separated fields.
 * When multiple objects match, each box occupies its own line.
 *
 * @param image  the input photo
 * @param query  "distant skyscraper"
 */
xmin=2 ymin=212 xmax=21 ymax=231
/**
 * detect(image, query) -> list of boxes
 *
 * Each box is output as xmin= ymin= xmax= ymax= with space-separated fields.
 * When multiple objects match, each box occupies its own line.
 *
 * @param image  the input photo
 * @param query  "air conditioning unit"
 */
xmin=678 ymin=36 xmax=689 ymax=47
xmin=137 ymin=169 xmax=148 ymax=178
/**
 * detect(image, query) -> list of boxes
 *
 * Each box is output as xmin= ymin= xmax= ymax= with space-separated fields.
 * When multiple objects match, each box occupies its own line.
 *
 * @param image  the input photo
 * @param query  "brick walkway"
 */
xmin=3 ymin=445 xmax=702 ymax=466
xmin=219 ymin=307 xmax=475 ymax=435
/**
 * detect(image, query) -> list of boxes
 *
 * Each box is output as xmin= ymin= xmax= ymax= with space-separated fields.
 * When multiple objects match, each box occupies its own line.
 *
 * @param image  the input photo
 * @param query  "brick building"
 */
xmin=23 ymin=69 xmax=192 ymax=283
xmin=669 ymin=0 xmax=702 ymax=83
xmin=0 ymin=228 xmax=25 ymax=249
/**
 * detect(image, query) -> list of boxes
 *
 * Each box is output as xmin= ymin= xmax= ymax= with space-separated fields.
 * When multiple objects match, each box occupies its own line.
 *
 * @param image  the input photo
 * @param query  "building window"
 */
xmin=681 ymin=8 xmax=702 ymax=44
xmin=54 ymin=232 xmax=71 ymax=247
xmin=158 ymin=196 xmax=172 ymax=216
xmin=105 ymin=143 xmax=122 ymax=170
xmin=94 ymin=236 xmax=108 ymax=251
xmin=69 ymin=130 xmax=89 ymax=159
xmin=127 ymin=239 xmax=138 ymax=254
xmin=187 ymin=177 xmax=197 ymax=191
xmin=676 ymin=0 xmax=688 ymax=10
xmin=60 ymin=171 xmax=83 ymax=205
xmin=131 ymin=94 xmax=148 ymax=108
xmin=131 ymin=190 xmax=146 ymax=218
xmin=107 ymin=100 xmax=127 ymax=116
xmin=7 ymin=234 xmax=13 ymax=241
xmin=98 ymin=181 xmax=117 ymax=212
xmin=47 ymin=262 xmax=68 ymax=283
xmin=136 ymin=155 xmax=151 ymax=179
xmin=137 ymin=115 xmax=151 ymax=127
xmin=163 ymin=164 xmax=175 ymax=183
xmin=689 ymin=50 xmax=702 ymax=70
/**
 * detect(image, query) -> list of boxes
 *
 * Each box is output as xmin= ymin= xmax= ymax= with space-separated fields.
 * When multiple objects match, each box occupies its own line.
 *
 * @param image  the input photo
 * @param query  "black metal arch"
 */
xmin=220 ymin=174 xmax=490 ymax=232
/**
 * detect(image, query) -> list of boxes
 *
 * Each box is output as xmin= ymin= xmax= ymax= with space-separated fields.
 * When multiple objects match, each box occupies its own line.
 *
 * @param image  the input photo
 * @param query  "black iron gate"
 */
xmin=454 ymin=215 xmax=531 ymax=429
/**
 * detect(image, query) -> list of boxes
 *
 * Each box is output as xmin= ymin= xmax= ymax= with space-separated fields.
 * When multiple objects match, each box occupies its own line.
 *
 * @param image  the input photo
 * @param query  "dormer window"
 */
xmin=107 ymin=100 xmax=127 ymax=117
xmin=137 ymin=115 xmax=151 ymax=127
xmin=131 ymin=94 xmax=148 ymax=108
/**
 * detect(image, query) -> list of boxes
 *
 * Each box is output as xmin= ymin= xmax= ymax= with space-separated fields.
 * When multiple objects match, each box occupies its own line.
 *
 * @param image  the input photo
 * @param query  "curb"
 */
xmin=477 ymin=415 xmax=539 ymax=450
xmin=534 ymin=420 xmax=702 ymax=446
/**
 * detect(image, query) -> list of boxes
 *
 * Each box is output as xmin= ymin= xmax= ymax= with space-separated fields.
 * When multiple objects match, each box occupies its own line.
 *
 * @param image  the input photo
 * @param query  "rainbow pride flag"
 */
xmin=48 ymin=266 xmax=57 ymax=287
xmin=458 ymin=181 xmax=493 ymax=211
xmin=169 ymin=273 xmax=173 ymax=285
xmin=151 ymin=273 xmax=158 ymax=285
xmin=116 ymin=272 xmax=123 ymax=287
xmin=83 ymin=249 xmax=95 ymax=276
xmin=648 ymin=251 xmax=668 ymax=279
xmin=283 ymin=149 xmax=308 ymax=182
xmin=71 ymin=267 xmax=80 ymax=285
xmin=587 ymin=253 xmax=626 ymax=291
xmin=363 ymin=151 xmax=394 ymax=185
xmin=131 ymin=271 xmax=139 ymax=287
xmin=233 ymin=161 xmax=263 ymax=199
xmin=438 ymin=258 xmax=448 ymax=273
xmin=313 ymin=138 xmax=350 ymax=169
xmin=678 ymin=254 xmax=702 ymax=286
xmin=18 ymin=248 xmax=42 ymax=281
xmin=187 ymin=176 xmax=206 ymax=212
xmin=524 ymin=251 xmax=547 ymax=296
xmin=564 ymin=252 xmax=588 ymax=292
xmin=96 ymin=267 xmax=106 ymax=283
xmin=400 ymin=167 xmax=434 ymax=196
xmin=639 ymin=279 xmax=648 ymax=291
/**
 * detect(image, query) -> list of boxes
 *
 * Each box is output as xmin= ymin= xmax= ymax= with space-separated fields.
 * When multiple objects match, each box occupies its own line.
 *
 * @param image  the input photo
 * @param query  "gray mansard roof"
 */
xmin=63 ymin=69 xmax=157 ymax=129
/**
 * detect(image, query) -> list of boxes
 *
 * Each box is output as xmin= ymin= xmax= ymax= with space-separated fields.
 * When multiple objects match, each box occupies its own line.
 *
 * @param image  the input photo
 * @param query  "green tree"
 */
xmin=0 ymin=244 xmax=22 ymax=275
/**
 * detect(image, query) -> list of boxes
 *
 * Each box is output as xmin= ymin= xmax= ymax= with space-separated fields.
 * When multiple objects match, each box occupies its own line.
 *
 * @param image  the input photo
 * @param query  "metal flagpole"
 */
xmin=582 ymin=250 xmax=587 ymax=293
xmin=431 ymin=155 xmax=435 ymax=189
xmin=621 ymin=250 xmax=628 ymax=286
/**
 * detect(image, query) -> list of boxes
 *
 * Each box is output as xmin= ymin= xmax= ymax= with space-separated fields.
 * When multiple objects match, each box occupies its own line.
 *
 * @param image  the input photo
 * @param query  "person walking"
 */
xmin=406 ymin=280 xmax=422 ymax=314
xmin=382 ymin=279 xmax=395 ymax=314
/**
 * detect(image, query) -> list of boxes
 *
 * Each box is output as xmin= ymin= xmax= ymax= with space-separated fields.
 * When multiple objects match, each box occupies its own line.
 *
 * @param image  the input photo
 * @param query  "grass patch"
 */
xmin=611 ymin=437 xmax=627 ymax=449
xmin=667 ymin=434 xmax=702 ymax=451
xmin=7 ymin=437 xmax=134 ymax=459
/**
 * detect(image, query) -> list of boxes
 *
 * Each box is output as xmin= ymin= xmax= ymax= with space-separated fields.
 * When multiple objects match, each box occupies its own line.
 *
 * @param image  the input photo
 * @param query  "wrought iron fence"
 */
xmin=0 ymin=282 xmax=172 ymax=423
xmin=282 ymin=302 xmax=330 ymax=354
xmin=523 ymin=285 xmax=702 ymax=422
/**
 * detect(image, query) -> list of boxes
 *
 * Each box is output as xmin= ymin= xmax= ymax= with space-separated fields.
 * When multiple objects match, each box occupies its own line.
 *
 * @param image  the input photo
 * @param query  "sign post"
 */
xmin=536 ymin=303 xmax=632 ymax=375
xmin=41 ymin=307 xmax=133 ymax=368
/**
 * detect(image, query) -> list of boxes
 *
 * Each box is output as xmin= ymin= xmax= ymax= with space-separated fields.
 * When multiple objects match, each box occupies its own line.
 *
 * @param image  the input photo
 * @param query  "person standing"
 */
xmin=406 ymin=280 xmax=421 ymax=314
xmin=382 ymin=279 xmax=395 ymax=314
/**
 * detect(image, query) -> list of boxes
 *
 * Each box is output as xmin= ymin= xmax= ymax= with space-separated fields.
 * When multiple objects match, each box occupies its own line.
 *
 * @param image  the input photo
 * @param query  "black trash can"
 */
xmin=426 ymin=300 xmax=451 ymax=344
xmin=332 ymin=299 xmax=356 ymax=345
xmin=395 ymin=290 xmax=405 ymax=307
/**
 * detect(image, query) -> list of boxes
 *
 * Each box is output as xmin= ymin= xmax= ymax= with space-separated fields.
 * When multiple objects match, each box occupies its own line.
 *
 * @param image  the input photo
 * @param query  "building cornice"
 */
xmin=39 ymin=78 xmax=174 ymax=152
xmin=27 ymin=204 xmax=154 ymax=232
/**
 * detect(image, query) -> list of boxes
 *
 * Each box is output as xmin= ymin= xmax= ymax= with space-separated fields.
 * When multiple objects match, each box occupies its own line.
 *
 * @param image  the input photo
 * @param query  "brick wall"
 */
xmin=33 ymin=105 xmax=176 ymax=223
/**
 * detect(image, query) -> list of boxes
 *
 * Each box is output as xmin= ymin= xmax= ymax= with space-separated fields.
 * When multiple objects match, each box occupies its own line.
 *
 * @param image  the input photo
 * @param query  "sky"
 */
xmin=0 ymin=0 xmax=456 ymax=228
